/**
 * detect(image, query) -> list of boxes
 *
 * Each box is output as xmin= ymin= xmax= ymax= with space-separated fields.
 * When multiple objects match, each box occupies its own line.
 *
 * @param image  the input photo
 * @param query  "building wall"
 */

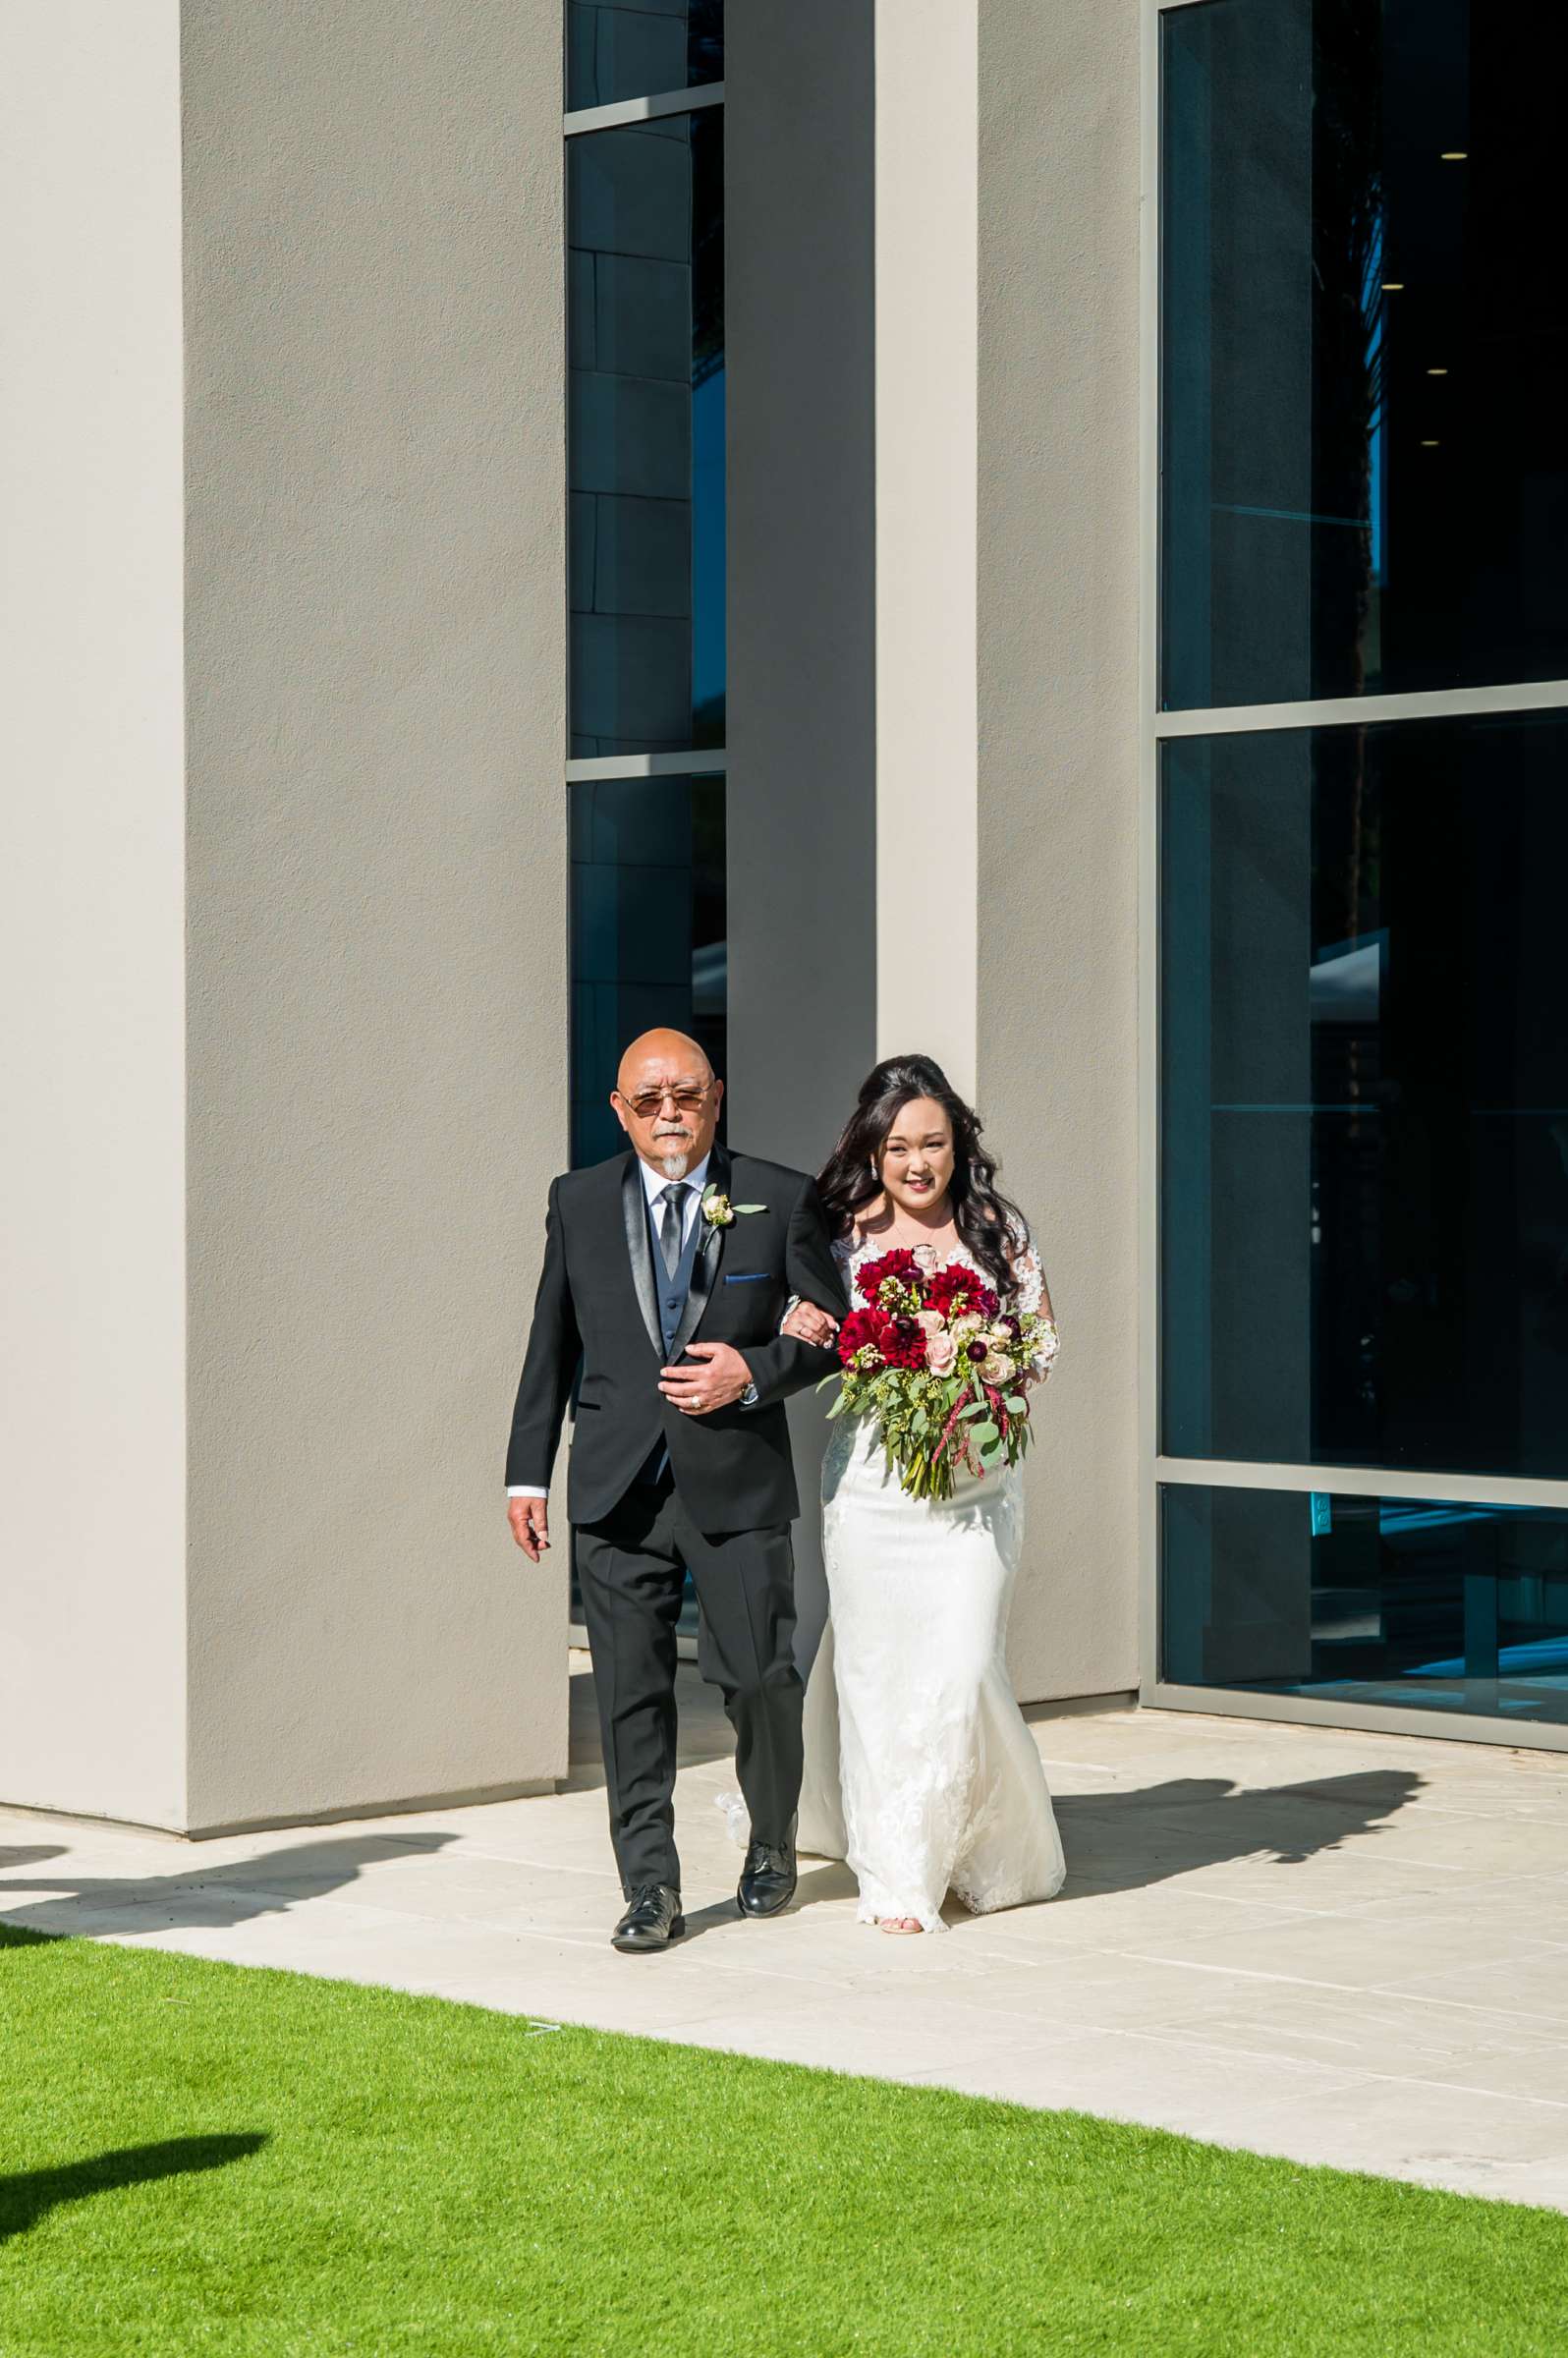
xmin=726 ymin=1 xmax=879 ymax=1649
xmin=978 ymin=0 xmax=1143 ymax=1701
xmin=0 ymin=0 xmax=190 ymax=1825
xmin=726 ymin=2 xmax=878 ymax=1167
xmin=731 ymin=0 xmax=1142 ymax=1700
xmin=874 ymin=0 xmax=980 ymax=1099
xmin=179 ymin=0 xmax=569 ymax=1828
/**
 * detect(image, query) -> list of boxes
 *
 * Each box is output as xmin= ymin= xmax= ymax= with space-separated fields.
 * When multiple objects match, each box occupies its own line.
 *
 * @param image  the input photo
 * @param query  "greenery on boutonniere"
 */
xmin=700 ymin=1183 xmax=766 ymax=1228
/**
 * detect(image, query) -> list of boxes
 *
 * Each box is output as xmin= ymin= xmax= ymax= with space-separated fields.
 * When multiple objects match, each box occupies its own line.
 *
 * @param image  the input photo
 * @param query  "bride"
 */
xmin=781 ymin=1054 xmax=1066 ymax=1934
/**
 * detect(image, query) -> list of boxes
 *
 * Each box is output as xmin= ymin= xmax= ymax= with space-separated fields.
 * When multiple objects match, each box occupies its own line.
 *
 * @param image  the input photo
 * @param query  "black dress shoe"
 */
xmin=612 ymin=1884 xmax=685 ymax=1954
xmin=737 ymin=1815 xmax=798 ymax=1918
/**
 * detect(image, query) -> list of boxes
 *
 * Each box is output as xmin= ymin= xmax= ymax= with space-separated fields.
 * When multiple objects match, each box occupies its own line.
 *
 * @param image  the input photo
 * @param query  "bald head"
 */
xmin=615 ymin=1028 xmax=712 ymax=1098
xmin=611 ymin=1029 xmax=723 ymax=1177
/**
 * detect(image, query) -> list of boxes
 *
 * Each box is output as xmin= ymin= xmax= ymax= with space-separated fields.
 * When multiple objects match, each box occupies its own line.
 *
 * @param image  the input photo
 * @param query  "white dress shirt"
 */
xmin=506 ymin=1154 xmax=711 ymax=1499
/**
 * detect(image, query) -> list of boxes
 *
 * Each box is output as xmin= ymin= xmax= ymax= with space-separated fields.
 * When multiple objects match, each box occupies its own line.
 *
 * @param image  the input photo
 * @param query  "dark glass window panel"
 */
xmin=1161 ymin=711 xmax=1568 ymax=1481
xmin=570 ymin=773 xmax=726 ymax=1169
xmin=1162 ymin=1484 xmax=1568 ymax=1728
xmin=1161 ymin=0 xmax=1568 ymax=709
xmin=567 ymin=2 xmax=723 ymax=115
xmin=568 ymin=111 xmax=724 ymax=758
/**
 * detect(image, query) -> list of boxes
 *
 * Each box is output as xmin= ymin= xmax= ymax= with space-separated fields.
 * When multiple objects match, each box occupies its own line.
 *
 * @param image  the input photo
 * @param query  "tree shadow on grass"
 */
xmin=0 ymin=2134 xmax=268 ymax=2245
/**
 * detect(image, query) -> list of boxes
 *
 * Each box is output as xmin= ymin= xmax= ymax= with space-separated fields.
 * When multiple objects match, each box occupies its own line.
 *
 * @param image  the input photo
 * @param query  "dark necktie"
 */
xmin=658 ymin=1182 xmax=690 ymax=1279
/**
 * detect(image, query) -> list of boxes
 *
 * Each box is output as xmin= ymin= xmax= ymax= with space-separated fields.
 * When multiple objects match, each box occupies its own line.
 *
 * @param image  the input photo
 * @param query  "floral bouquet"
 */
xmin=821 ymin=1246 xmax=1058 ymax=1502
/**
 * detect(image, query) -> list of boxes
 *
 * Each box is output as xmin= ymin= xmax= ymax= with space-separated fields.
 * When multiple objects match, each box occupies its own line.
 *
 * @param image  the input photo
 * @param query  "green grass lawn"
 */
xmin=2 ymin=1925 xmax=1565 ymax=2355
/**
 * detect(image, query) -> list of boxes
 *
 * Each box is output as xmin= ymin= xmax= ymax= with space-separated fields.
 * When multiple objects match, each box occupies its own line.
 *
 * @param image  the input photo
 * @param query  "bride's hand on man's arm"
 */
xmin=782 ymin=1298 xmax=840 ymax=1348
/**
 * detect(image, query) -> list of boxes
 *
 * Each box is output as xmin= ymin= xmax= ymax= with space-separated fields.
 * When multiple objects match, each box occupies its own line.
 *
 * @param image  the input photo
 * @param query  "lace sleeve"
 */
xmin=1008 ymin=1228 xmax=1060 ymax=1380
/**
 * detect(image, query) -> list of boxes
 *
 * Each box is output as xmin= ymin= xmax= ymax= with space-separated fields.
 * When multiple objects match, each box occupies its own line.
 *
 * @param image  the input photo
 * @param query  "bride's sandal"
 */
xmin=876 ymin=1915 xmax=924 ymax=1935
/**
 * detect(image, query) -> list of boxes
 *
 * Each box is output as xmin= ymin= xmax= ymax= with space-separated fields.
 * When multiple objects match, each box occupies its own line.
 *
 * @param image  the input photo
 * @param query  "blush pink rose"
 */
xmin=925 ymin=1330 xmax=959 ymax=1376
xmin=914 ymin=1308 xmax=945 ymax=1337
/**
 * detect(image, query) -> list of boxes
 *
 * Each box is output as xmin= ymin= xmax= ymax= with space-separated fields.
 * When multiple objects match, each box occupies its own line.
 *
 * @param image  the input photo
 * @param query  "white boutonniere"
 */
xmin=701 ymin=1183 xmax=767 ymax=1228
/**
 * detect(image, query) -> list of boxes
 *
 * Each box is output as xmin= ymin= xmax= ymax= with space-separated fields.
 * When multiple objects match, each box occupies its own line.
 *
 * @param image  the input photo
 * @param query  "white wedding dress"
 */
xmin=795 ymin=1229 xmax=1067 ymax=1930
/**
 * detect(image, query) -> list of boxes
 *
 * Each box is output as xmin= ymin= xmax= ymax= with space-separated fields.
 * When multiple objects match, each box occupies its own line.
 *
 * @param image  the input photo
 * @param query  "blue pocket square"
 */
xmin=723 ymin=1271 xmax=771 ymax=1285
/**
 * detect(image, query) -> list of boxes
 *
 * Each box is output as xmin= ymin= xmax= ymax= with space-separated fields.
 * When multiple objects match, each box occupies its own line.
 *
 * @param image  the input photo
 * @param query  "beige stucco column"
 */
xmin=0 ymin=0 xmax=569 ymax=1832
xmin=873 ymin=0 xmax=981 ymax=1100
xmin=0 ymin=0 xmax=190 ymax=1827
xmin=729 ymin=0 xmax=1143 ymax=1702
xmin=978 ymin=0 xmax=1142 ymax=1703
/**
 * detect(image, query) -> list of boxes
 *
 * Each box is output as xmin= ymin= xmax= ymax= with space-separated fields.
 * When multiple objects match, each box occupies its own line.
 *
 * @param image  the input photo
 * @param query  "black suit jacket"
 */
xmin=506 ymin=1146 xmax=848 ymax=1533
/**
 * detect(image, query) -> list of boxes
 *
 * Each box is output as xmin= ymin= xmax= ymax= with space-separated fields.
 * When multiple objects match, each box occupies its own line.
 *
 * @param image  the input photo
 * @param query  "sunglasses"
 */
xmin=623 ymin=1086 xmax=713 ymax=1120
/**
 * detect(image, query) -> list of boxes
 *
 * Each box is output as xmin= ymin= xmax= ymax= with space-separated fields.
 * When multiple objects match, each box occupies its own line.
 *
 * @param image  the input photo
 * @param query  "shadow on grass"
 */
xmin=0 ymin=2134 xmax=268 ymax=2244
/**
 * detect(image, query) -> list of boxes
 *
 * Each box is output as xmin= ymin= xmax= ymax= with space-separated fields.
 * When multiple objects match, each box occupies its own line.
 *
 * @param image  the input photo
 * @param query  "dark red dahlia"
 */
xmin=837 ymin=1307 xmax=888 ymax=1366
xmin=924 ymin=1263 xmax=977 ymax=1317
xmin=879 ymin=1315 xmax=928 ymax=1371
xmin=856 ymin=1248 xmax=922 ymax=1304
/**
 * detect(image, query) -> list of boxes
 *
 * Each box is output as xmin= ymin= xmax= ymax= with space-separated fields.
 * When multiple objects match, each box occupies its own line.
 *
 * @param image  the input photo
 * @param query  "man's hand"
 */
xmin=658 ymin=1340 xmax=754 ymax=1416
xmin=508 ymin=1495 xmax=551 ymax=1562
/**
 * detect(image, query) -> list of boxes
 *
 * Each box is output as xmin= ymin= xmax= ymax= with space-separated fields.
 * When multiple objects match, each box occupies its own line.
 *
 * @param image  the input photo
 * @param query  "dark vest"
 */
xmin=650 ymin=1186 xmax=703 ymax=1353
xmin=642 ymin=1185 xmax=702 ymax=1485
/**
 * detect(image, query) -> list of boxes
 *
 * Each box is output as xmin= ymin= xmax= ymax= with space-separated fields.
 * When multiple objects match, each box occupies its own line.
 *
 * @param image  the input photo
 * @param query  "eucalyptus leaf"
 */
xmin=1004 ymin=1395 xmax=1028 ymax=1414
xmin=972 ymin=1421 xmax=999 ymax=1448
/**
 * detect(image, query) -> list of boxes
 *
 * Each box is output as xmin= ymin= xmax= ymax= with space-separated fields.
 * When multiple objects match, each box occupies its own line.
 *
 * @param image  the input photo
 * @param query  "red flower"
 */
xmin=924 ymin=1262 xmax=999 ymax=1320
xmin=856 ymin=1248 xmax=922 ymax=1304
xmin=837 ymin=1307 xmax=888 ymax=1366
xmin=879 ymin=1315 xmax=928 ymax=1371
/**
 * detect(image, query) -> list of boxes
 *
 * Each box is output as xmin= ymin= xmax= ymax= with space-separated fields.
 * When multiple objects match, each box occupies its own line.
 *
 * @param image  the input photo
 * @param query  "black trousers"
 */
xmin=574 ymin=1473 xmax=804 ymax=1894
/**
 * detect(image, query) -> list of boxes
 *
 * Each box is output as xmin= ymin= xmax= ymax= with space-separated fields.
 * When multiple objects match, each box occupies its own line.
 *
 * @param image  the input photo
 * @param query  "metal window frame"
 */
xmin=1156 ymin=677 xmax=1568 ymax=739
xmin=567 ymin=751 xmax=728 ymax=781
xmin=563 ymin=75 xmax=726 ymax=789
xmin=562 ymin=53 xmax=726 ymax=1664
xmin=1139 ymin=0 xmax=1568 ymax=1754
xmin=564 ymin=81 xmax=724 ymax=139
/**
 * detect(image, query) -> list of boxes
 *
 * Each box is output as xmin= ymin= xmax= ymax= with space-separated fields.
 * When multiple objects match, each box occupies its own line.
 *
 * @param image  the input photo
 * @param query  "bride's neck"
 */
xmin=862 ymin=1191 xmax=954 ymax=1238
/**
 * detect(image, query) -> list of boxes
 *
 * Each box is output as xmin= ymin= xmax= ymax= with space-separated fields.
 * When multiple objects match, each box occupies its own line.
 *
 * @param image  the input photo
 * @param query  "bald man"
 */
xmin=506 ymin=1031 xmax=847 ymax=1953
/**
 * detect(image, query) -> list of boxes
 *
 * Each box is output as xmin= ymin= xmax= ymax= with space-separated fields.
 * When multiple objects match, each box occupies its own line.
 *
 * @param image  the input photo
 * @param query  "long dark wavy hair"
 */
xmin=817 ymin=1053 xmax=1029 ymax=1304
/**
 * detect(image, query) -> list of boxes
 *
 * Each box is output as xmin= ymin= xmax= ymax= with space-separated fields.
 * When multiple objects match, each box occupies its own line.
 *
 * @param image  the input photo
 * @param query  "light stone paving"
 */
xmin=4 ymin=1657 xmax=1568 ymax=2211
